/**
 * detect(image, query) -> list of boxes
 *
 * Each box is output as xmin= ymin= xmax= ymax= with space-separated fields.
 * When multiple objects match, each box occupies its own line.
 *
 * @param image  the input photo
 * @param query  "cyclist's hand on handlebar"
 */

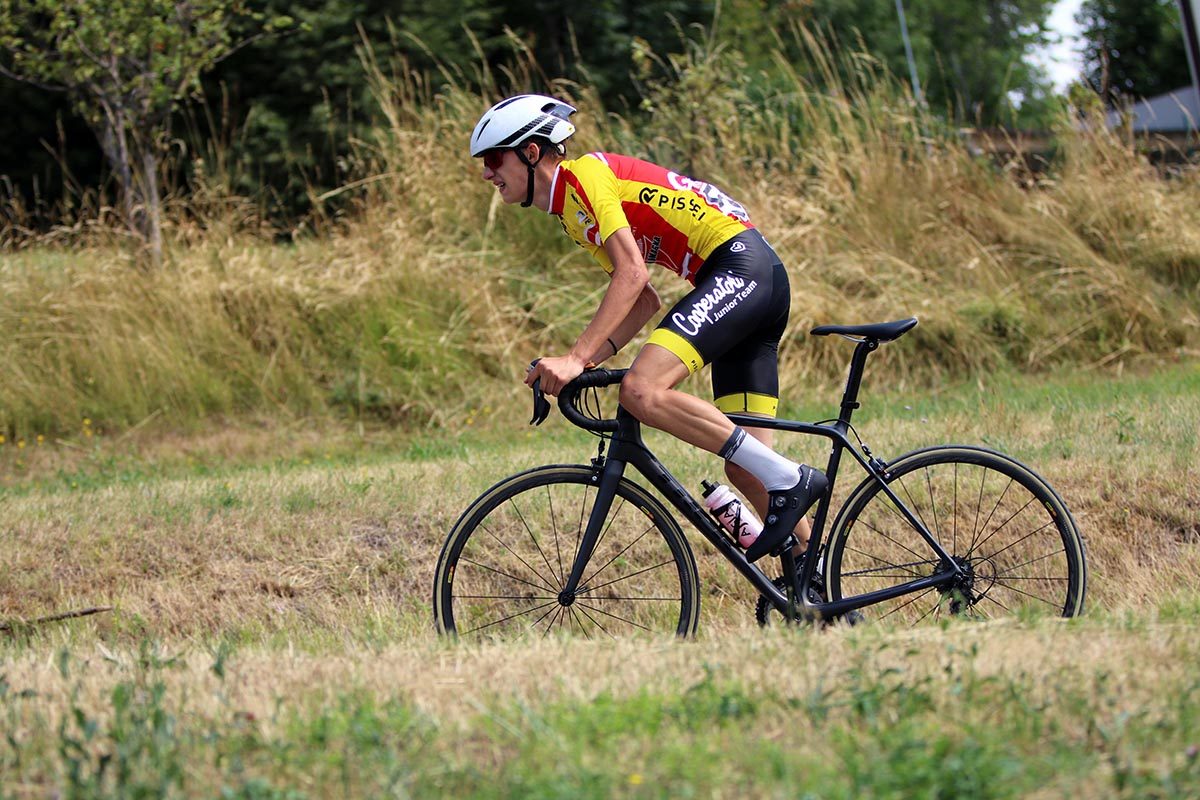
xmin=524 ymin=353 xmax=587 ymax=397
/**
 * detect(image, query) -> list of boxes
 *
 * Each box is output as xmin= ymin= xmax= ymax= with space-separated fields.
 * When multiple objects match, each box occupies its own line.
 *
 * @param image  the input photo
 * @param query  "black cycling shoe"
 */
xmin=744 ymin=465 xmax=829 ymax=563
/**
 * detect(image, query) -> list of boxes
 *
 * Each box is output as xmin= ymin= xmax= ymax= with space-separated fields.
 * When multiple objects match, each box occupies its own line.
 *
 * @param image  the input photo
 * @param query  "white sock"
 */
xmin=719 ymin=428 xmax=800 ymax=492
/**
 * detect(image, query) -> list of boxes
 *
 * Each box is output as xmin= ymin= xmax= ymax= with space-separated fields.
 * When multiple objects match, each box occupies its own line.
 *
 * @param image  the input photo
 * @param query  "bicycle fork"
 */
xmin=559 ymin=454 xmax=627 ymax=604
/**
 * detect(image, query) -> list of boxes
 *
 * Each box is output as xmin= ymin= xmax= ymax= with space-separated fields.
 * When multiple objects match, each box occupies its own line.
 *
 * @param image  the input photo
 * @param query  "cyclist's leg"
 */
xmin=619 ymin=231 xmax=823 ymax=559
xmin=617 ymin=345 xmax=738 ymax=453
xmin=709 ymin=289 xmax=813 ymax=550
xmin=724 ymin=429 xmax=813 ymax=550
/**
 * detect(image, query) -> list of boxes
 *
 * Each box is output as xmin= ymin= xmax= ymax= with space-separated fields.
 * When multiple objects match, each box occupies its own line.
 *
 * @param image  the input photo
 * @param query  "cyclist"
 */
xmin=471 ymin=93 xmax=826 ymax=562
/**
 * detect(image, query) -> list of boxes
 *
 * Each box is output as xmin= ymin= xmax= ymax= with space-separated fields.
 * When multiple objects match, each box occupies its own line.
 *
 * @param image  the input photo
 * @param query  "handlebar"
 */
xmin=530 ymin=365 xmax=628 ymax=433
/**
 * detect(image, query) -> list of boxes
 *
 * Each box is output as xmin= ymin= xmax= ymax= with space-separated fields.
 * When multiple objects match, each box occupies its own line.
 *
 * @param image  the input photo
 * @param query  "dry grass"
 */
xmin=1 ymin=364 xmax=1196 ymax=643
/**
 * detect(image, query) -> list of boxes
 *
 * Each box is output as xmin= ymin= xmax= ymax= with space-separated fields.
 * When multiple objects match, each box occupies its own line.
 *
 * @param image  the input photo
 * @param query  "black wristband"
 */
xmin=607 ymin=337 xmax=619 ymax=357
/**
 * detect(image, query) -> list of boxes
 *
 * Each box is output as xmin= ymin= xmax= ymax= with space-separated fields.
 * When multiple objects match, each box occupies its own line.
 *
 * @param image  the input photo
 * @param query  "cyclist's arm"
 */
xmin=578 ymin=225 xmax=657 ymax=362
xmin=526 ymin=227 xmax=652 ymax=394
xmin=570 ymin=226 xmax=653 ymax=366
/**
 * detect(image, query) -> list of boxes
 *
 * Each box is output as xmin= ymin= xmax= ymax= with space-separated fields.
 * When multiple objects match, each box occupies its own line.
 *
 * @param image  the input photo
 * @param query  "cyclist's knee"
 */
xmin=619 ymin=370 xmax=664 ymax=421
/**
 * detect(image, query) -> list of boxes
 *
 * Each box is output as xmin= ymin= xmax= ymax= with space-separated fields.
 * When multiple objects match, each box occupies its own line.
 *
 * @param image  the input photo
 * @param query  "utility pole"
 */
xmin=895 ymin=0 xmax=925 ymax=107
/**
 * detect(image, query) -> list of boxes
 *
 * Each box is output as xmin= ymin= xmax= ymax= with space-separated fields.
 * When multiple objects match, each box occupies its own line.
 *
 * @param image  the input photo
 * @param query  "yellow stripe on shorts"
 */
xmin=646 ymin=328 xmax=705 ymax=374
xmin=715 ymin=392 xmax=779 ymax=417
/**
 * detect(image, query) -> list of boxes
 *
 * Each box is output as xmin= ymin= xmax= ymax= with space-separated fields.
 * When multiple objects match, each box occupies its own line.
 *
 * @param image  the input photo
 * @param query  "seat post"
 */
xmin=838 ymin=338 xmax=879 ymax=424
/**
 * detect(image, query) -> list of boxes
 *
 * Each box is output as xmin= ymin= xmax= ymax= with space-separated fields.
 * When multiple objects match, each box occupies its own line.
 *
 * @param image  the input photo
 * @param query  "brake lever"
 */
xmin=529 ymin=360 xmax=551 ymax=426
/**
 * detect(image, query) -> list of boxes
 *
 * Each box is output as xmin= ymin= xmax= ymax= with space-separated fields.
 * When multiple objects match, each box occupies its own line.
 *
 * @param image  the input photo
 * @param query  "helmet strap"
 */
xmin=513 ymin=144 xmax=544 ymax=209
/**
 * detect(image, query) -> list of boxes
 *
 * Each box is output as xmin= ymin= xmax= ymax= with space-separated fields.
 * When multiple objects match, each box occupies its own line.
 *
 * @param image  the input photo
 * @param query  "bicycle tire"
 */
xmin=824 ymin=446 xmax=1087 ymax=624
xmin=433 ymin=464 xmax=701 ymax=639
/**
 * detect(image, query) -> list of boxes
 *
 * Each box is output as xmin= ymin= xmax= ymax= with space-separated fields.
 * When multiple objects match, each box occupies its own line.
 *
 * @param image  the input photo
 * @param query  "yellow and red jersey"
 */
xmin=548 ymin=152 xmax=754 ymax=284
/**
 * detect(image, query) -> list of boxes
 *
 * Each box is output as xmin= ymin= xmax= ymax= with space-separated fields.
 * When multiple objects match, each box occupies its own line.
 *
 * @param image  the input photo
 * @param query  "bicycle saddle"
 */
xmin=810 ymin=317 xmax=918 ymax=342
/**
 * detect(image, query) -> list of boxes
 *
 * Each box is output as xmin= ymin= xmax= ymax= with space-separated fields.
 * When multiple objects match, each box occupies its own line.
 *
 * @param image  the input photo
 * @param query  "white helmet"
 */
xmin=470 ymin=94 xmax=577 ymax=157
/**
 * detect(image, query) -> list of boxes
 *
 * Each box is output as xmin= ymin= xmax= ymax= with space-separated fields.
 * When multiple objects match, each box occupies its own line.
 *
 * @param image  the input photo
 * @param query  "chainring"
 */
xmin=755 ymin=574 xmax=864 ymax=627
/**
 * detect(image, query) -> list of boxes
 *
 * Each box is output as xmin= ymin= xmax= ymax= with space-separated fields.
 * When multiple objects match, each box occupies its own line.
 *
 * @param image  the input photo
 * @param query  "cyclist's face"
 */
xmin=480 ymin=147 xmax=529 ymax=205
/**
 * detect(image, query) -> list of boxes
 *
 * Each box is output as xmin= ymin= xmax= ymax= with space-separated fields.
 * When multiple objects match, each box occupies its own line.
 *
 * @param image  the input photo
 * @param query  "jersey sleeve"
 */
xmin=565 ymin=154 xmax=630 ymax=244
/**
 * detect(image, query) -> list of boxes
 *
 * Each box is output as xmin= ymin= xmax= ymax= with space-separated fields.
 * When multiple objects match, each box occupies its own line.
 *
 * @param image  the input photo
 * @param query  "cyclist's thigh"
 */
xmin=646 ymin=230 xmax=789 ymax=388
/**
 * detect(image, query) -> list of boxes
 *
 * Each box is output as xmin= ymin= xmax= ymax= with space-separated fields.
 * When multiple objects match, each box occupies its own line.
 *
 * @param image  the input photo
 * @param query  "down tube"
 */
xmin=616 ymin=439 xmax=785 ymax=604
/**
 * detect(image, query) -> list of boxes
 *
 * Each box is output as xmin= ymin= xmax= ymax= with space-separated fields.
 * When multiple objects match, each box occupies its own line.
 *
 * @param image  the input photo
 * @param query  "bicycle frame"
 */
xmin=559 ymin=336 xmax=968 ymax=623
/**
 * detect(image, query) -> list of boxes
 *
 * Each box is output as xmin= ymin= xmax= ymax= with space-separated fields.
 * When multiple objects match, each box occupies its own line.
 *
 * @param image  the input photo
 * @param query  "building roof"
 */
xmin=1106 ymin=86 xmax=1200 ymax=132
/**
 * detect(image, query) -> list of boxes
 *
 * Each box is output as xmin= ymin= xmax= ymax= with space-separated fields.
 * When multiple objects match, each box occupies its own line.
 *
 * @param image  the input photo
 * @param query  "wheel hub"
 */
xmin=944 ymin=556 xmax=978 ymax=613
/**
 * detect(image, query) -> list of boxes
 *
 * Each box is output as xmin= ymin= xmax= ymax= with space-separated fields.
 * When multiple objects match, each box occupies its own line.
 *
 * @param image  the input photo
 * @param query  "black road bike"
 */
xmin=432 ymin=318 xmax=1087 ymax=638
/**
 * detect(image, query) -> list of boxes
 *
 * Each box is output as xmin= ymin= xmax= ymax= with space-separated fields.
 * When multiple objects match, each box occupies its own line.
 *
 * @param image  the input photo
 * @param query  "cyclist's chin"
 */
xmin=496 ymin=184 xmax=522 ymax=204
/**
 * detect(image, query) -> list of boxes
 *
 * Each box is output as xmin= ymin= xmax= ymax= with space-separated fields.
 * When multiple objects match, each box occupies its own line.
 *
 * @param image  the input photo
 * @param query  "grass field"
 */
xmin=2 ymin=361 xmax=1198 ymax=797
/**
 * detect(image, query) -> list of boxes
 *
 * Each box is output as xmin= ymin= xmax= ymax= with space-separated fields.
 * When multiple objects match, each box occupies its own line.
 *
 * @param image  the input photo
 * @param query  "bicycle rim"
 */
xmin=825 ymin=446 xmax=1086 ymax=624
xmin=433 ymin=465 xmax=699 ymax=639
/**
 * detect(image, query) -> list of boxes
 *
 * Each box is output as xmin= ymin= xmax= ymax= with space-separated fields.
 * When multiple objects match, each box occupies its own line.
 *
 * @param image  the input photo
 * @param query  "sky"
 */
xmin=1033 ymin=0 xmax=1086 ymax=91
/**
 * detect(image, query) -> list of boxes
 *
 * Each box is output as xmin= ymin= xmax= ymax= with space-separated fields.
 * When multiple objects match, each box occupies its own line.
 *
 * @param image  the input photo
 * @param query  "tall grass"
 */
xmin=1 ymin=25 xmax=1198 ymax=439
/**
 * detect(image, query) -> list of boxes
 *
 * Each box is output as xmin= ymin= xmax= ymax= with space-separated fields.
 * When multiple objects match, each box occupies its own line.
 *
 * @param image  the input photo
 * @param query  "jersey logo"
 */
xmin=671 ymin=275 xmax=758 ymax=337
xmin=644 ymin=235 xmax=662 ymax=263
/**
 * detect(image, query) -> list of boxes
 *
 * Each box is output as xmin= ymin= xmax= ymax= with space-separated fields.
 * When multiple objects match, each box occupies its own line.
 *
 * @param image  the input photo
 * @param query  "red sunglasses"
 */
xmin=482 ymin=149 xmax=508 ymax=170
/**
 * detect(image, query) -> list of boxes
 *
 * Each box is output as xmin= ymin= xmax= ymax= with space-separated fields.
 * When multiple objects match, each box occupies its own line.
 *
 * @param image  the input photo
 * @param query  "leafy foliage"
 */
xmin=0 ymin=0 xmax=293 ymax=256
xmin=1077 ymin=0 xmax=1192 ymax=103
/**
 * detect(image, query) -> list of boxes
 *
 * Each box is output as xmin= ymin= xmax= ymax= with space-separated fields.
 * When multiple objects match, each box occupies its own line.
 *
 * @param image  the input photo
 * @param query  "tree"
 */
xmin=716 ymin=0 xmax=1058 ymax=127
xmin=1077 ymin=0 xmax=1191 ymax=103
xmin=0 ymin=0 xmax=290 ymax=262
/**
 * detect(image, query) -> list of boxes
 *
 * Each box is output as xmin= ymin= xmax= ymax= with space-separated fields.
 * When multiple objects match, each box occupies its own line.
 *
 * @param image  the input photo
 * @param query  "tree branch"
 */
xmin=0 ymin=606 xmax=113 ymax=634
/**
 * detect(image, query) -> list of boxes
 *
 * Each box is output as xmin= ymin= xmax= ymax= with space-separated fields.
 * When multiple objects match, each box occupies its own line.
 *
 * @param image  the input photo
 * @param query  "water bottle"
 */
xmin=701 ymin=480 xmax=763 ymax=549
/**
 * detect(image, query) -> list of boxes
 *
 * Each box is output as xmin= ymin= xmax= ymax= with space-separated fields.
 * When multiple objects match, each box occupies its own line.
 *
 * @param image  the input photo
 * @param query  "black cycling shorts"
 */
xmin=645 ymin=229 xmax=790 ymax=416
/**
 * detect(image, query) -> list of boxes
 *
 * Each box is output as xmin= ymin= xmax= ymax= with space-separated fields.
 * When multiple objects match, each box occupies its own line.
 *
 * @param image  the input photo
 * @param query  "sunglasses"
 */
xmin=482 ymin=149 xmax=508 ymax=170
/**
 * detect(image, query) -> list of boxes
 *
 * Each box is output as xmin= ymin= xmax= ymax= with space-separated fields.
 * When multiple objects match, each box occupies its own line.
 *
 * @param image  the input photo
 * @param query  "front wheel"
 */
xmin=824 ymin=446 xmax=1087 ymax=625
xmin=433 ymin=465 xmax=701 ymax=639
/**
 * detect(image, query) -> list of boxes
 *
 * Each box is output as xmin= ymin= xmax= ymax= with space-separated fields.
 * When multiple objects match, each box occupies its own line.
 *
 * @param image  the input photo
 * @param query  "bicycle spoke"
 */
xmin=581 ymin=521 xmax=656 ymax=588
xmin=911 ymin=597 xmax=941 ymax=626
xmin=849 ymin=516 xmax=933 ymax=565
xmin=568 ymin=607 xmax=592 ymax=639
xmin=547 ymin=484 xmax=565 ymax=586
xmin=989 ymin=578 xmax=1062 ymax=608
xmin=575 ymin=603 xmax=614 ymax=639
xmin=589 ymin=496 xmax=628 ymax=564
xmin=876 ymin=587 xmax=937 ymax=623
xmin=578 ymin=558 xmax=676 ymax=596
xmin=979 ymin=520 xmax=1057 ymax=563
xmin=923 ymin=466 xmax=943 ymax=554
xmin=477 ymin=522 xmax=559 ymax=593
xmin=507 ymin=496 xmax=565 ymax=589
xmin=968 ymin=475 xmax=1014 ymax=554
xmin=992 ymin=547 xmax=1067 ymax=578
xmin=837 ymin=556 xmax=934 ymax=578
xmin=575 ymin=601 xmax=654 ymax=633
xmin=968 ymin=495 xmax=1038 ymax=555
xmin=953 ymin=461 xmax=959 ymax=554
xmin=576 ymin=596 xmax=681 ymax=603
xmin=460 ymin=599 xmax=560 ymax=636
xmin=456 ymin=594 xmax=557 ymax=600
xmin=460 ymin=557 xmax=558 ymax=596
xmin=976 ymin=591 xmax=1011 ymax=614
xmin=896 ymin=475 xmax=935 ymax=549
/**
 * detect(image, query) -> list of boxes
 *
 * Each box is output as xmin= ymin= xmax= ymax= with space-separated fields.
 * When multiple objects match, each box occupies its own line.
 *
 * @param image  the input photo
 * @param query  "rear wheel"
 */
xmin=433 ymin=465 xmax=700 ymax=639
xmin=824 ymin=446 xmax=1086 ymax=625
